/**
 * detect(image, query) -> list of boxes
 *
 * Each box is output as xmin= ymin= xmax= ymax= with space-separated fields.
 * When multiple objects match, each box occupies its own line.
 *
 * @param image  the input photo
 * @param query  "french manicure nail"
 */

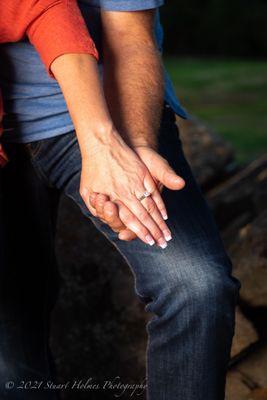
xmin=163 ymin=229 xmax=172 ymax=241
xmin=146 ymin=235 xmax=155 ymax=246
xmin=158 ymin=238 xmax=167 ymax=249
xmin=162 ymin=213 xmax=168 ymax=220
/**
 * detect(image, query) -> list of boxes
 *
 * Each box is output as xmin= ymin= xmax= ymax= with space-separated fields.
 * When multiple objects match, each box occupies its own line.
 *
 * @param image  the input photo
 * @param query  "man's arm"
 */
xmin=96 ymin=8 xmax=184 ymax=235
xmin=101 ymin=9 xmax=164 ymax=150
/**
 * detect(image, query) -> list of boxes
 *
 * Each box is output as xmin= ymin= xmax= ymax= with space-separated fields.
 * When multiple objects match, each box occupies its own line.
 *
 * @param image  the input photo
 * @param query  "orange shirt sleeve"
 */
xmin=0 ymin=0 xmax=99 ymax=166
xmin=0 ymin=0 xmax=99 ymax=76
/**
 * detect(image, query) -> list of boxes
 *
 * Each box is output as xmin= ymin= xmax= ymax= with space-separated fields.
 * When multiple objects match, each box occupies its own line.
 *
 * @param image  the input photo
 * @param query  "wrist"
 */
xmin=130 ymin=138 xmax=158 ymax=152
xmin=77 ymin=124 xmax=126 ymax=159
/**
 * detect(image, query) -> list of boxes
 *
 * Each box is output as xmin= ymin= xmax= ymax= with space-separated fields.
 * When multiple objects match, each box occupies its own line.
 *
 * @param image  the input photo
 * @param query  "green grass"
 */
xmin=164 ymin=58 xmax=267 ymax=163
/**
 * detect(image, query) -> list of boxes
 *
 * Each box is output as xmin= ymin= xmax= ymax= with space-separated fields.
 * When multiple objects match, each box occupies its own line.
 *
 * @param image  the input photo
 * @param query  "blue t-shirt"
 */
xmin=0 ymin=0 xmax=188 ymax=143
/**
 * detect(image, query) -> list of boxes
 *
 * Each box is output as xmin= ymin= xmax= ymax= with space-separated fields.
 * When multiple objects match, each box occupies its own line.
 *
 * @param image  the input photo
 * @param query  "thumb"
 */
xmin=152 ymin=155 xmax=185 ymax=190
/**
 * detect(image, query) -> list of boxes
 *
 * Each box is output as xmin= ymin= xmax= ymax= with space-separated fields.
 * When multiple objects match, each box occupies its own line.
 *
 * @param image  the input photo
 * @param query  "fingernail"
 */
xmin=175 ymin=177 xmax=182 ymax=181
xmin=158 ymin=238 xmax=167 ymax=249
xmin=163 ymin=229 xmax=172 ymax=241
xmin=162 ymin=212 xmax=168 ymax=220
xmin=146 ymin=235 xmax=155 ymax=246
xmin=175 ymin=177 xmax=185 ymax=186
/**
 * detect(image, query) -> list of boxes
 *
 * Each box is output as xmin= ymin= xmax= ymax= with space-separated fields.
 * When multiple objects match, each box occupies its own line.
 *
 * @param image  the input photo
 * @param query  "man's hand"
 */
xmin=133 ymin=145 xmax=185 ymax=194
xmin=89 ymin=193 xmax=137 ymax=241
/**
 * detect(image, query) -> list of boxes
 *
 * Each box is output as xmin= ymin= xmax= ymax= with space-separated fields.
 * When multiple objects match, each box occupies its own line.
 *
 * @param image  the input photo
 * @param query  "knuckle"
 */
xmin=137 ymin=163 xmax=147 ymax=175
xmin=125 ymin=213 xmax=136 ymax=226
xmin=97 ymin=193 xmax=106 ymax=202
xmin=140 ymin=226 xmax=149 ymax=237
xmin=96 ymin=200 xmax=104 ymax=211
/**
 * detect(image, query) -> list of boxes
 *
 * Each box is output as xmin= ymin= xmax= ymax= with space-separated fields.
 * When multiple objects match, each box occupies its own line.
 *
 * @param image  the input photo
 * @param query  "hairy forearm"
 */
xmin=102 ymin=29 xmax=164 ymax=150
xmin=50 ymin=53 xmax=118 ymax=158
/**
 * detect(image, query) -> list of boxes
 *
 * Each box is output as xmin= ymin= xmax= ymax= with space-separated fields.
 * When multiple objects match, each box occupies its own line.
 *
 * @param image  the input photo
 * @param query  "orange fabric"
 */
xmin=0 ymin=0 xmax=99 ymax=165
xmin=0 ymin=92 xmax=8 ymax=167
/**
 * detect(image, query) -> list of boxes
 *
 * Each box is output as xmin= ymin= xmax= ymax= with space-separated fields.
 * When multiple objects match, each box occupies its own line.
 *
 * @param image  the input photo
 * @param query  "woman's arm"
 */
xmin=0 ymin=0 xmax=171 ymax=247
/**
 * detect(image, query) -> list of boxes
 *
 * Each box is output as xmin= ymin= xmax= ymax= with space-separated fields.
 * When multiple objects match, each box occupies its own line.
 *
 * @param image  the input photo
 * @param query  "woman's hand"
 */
xmin=79 ymin=128 xmax=172 ymax=248
xmin=87 ymin=144 xmax=186 ymax=243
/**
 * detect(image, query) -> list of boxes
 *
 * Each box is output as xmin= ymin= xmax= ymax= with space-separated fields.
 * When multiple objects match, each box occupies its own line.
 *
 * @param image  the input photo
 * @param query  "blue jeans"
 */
xmin=0 ymin=104 xmax=240 ymax=399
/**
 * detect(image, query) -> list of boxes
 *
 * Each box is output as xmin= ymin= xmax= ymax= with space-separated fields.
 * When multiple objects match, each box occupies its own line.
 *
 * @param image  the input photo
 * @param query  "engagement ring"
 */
xmin=137 ymin=191 xmax=151 ymax=202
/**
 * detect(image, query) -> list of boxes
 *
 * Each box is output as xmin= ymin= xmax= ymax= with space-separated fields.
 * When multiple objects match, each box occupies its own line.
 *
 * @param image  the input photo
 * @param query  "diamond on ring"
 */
xmin=138 ymin=191 xmax=151 ymax=202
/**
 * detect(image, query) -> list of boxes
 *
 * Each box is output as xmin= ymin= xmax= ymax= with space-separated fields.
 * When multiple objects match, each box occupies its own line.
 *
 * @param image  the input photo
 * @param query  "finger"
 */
xmin=141 ymin=195 xmax=172 ymax=243
xmin=89 ymin=192 xmax=98 ymax=208
xmin=114 ymin=200 xmax=156 ymax=246
xmin=152 ymin=156 xmax=185 ymax=190
xmin=103 ymin=201 xmax=127 ymax=232
xmin=103 ymin=202 xmax=137 ymax=240
xmin=95 ymin=193 xmax=109 ymax=220
xmin=144 ymin=174 xmax=168 ymax=220
xmin=80 ymin=188 xmax=98 ymax=217
xmin=151 ymin=187 xmax=168 ymax=220
xmin=118 ymin=229 xmax=137 ymax=241
xmin=143 ymin=173 xmax=157 ymax=194
xmin=125 ymin=194 xmax=168 ymax=249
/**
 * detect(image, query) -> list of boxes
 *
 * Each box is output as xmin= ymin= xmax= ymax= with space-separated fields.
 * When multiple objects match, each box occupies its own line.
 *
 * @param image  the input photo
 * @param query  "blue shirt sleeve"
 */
xmin=87 ymin=0 xmax=164 ymax=11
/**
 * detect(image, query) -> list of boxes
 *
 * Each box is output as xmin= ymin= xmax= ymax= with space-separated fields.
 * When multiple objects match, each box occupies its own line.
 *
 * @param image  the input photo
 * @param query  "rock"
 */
xmin=236 ymin=343 xmax=267 ymax=388
xmin=51 ymin=195 xmax=148 ymax=399
xmin=228 ymin=211 xmax=267 ymax=307
xmin=177 ymin=115 xmax=236 ymax=189
xmin=250 ymin=388 xmax=267 ymax=400
xmin=225 ymin=370 xmax=251 ymax=400
xmin=226 ymin=344 xmax=267 ymax=400
xmin=207 ymin=155 xmax=267 ymax=233
xmin=231 ymin=307 xmax=258 ymax=358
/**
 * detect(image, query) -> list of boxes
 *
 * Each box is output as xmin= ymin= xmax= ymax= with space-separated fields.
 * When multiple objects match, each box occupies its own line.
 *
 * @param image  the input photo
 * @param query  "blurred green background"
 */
xmin=161 ymin=1 xmax=267 ymax=163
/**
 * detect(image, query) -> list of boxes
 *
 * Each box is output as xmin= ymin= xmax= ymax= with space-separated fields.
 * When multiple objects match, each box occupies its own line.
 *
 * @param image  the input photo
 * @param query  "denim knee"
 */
xmin=144 ymin=252 xmax=240 ymax=325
